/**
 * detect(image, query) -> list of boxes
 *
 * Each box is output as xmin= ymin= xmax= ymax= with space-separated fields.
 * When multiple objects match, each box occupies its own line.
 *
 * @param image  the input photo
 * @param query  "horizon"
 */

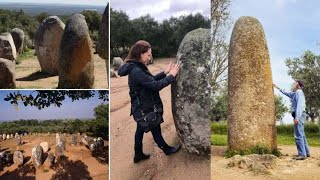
xmin=0 ymin=0 xmax=107 ymax=6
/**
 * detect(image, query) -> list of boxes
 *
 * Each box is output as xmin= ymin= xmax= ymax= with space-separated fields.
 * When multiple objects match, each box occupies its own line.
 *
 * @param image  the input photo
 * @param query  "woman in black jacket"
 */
xmin=118 ymin=40 xmax=181 ymax=163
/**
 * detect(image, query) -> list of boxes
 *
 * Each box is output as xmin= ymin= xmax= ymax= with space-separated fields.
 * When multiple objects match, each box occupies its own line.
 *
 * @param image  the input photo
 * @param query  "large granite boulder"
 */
xmin=11 ymin=28 xmax=25 ymax=54
xmin=58 ymin=14 xmax=94 ymax=89
xmin=34 ymin=16 xmax=65 ymax=75
xmin=13 ymin=151 xmax=24 ymax=166
xmin=171 ymin=28 xmax=211 ymax=155
xmin=32 ymin=145 xmax=44 ymax=168
xmin=0 ymin=58 xmax=16 ymax=88
xmin=0 ymin=32 xmax=17 ymax=60
xmin=228 ymin=16 xmax=276 ymax=151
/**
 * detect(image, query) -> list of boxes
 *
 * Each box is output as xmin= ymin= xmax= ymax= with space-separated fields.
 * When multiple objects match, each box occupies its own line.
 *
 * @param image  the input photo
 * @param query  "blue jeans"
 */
xmin=294 ymin=113 xmax=310 ymax=156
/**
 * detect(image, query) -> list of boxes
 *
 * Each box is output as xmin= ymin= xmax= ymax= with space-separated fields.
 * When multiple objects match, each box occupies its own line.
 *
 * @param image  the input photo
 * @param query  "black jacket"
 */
xmin=118 ymin=60 xmax=175 ymax=120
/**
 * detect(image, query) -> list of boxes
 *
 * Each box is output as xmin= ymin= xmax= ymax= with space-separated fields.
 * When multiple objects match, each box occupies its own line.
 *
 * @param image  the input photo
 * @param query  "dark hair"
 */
xmin=125 ymin=40 xmax=151 ymax=62
xmin=296 ymin=80 xmax=304 ymax=88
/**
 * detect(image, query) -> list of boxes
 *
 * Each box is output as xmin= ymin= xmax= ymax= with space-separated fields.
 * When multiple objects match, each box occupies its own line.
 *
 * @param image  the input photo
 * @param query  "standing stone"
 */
xmin=11 ymin=28 xmax=25 ymax=54
xmin=6 ymin=134 xmax=10 ymax=140
xmin=58 ymin=14 xmax=94 ymax=89
xmin=97 ymin=137 xmax=104 ymax=149
xmin=40 ymin=142 xmax=49 ymax=153
xmin=32 ymin=145 xmax=43 ymax=168
xmin=16 ymin=136 xmax=21 ymax=145
xmin=56 ymin=133 xmax=60 ymax=145
xmin=0 ymin=151 xmax=11 ymax=164
xmin=228 ymin=16 xmax=276 ymax=151
xmin=71 ymin=135 xmax=77 ymax=145
xmin=0 ymin=32 xmax=17 ymax=60
xmin=171 ymin=28 xmax=211 ymax=155
xmin=45 ymin=152 xmax=55 ymax=166
xmin=0 ymin=58 xmax=15 ymax=88
xmin=34 ymin=16 xmax=65 ymax=75
xmin=10 ymin=134 xmax=13 ymax=138
xmin=2 ymin=134 xmax=6 ymax=141
xmin=13 ymin=151 xmax=24 ymax=166
xmin=55 ymin=143 xmax=64 ymax=159
xmin=15 ymin=133 xmax=18 ymax=138
xmin=112 ymin=57 xmax=123 ymax=71
xmin=96 ymin=4 xmax=109 ymax=86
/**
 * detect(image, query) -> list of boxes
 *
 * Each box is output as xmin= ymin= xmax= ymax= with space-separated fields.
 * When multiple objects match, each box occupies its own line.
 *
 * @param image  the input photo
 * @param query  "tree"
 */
xmin=211 ymin=0 xmax=232 ymax=93
xmin=211 ymin=83 xmax=227 ymax=122
xmin=275 ymin=95 xmax=289 ymax=123
xmin=285 ymin=50 xmax=320 ymax=122
xmin=4 ymin=90 xmax=109 ymax=110
xmin=35 ymin=12 xmax=49 ymax=23
xmin=93 ymin=104 xmax=109 ymax=139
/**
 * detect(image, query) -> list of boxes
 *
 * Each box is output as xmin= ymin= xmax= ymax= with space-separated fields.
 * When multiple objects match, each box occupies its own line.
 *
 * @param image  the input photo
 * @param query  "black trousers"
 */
xmin=135 ymin=124 xmax=166 ymax=148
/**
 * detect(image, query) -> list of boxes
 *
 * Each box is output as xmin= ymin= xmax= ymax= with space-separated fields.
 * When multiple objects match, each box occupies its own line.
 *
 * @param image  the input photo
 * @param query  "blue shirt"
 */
xmin=280 ymin=89 xmax=306 ymax=121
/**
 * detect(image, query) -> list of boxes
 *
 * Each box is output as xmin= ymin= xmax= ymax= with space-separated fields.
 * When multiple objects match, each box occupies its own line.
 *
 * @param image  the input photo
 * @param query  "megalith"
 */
xmin=171 ymin=28 xmax=211 ymax=155
xmin=228 ymin=16 xmax=276 ymax=151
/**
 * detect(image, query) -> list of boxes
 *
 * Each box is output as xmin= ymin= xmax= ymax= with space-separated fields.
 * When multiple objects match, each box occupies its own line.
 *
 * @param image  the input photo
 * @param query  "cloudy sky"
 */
xmin=111 ymin=0 xmax=210 ymax=21
xmin=230 ymin=0 xmax=320 ymax=124
xmin=0 ymin=0 xmax=107 ymax=6
xmin=0 ymin=91 xmax=108 ymax=121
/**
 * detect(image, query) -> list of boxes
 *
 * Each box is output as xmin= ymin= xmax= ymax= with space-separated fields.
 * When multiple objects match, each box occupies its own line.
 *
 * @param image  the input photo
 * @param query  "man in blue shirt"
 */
xmin=274 ymin=80 xmax=310 ymax=160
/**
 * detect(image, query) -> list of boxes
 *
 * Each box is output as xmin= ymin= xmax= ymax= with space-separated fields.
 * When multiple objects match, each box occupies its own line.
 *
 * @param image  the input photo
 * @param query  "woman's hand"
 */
xmin=169 ymin=63 xmax=180 ymax=77
xmin=164 ymin=61 xmax=173 ymax=74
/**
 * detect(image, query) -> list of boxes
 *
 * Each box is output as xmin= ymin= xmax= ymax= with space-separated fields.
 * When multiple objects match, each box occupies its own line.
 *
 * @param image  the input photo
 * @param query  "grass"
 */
xmin=16 ymin=49 xmax=35 ymax=64
xmin=211 ymin=133 xmax=320 ymax=147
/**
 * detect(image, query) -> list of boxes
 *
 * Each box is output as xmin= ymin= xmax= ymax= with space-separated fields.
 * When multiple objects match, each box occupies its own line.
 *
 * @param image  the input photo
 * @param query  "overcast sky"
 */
xmin=111 ymin=0 xmax=210 ymax=21
xmin=0 ymin=91 xmax=108 ymax=121
xmin=230 ymin=0 xmax=320 ymax=124
xmin=0 ymin=0 xmax=107 ymax=6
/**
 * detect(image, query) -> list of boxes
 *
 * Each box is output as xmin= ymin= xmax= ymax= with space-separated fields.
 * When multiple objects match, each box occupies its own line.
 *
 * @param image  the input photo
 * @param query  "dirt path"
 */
xmin=0 ymin=134 xmax=108 ymax=179
xmin=110 ymin=58 xmax=210 ymax=180
xmin=212 ymin=145 xmax=320 ymax=180
xmin=15 ymin=49 xmax=108 ymax=89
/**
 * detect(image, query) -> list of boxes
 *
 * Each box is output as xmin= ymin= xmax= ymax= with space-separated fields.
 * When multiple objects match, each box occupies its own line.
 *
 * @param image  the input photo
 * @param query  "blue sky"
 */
xmin=0 ymin=0 xmax=107 ymax=6
xmin=0 ymin=90 xmax=108 ymax=121
xmin=230 ymin=0 xmax=320 ymax=124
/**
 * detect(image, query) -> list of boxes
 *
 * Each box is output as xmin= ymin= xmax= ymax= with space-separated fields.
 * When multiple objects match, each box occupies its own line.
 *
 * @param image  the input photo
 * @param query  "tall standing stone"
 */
xmin=11 ymin=28 xmax=25 ymax=54
xmin=32 ymin=145 xmax=44 ymax=168
xmin=96 ymin=4 xmax=109 ymax=86
xmin=0 ymin=32 xmax=17 ymax=60
xmin=0 ymin=58 xmax=16 ymax=88
xmin=228 ymin=16 xmax=276 ymax=151
xmin=16 ymin=136 xmax=21 ymax=145
xmin=40 ymin=142 xmax=49 ymax=153
xmin=35 ymin=16 xmax=65 ymax=75
xmin=58 ymin=14 xmax=94 ymax=89
xmin=171 ymin=28 xmax=211 ymax=155
xmin=71 ymin=135 xmax=77 ymax=145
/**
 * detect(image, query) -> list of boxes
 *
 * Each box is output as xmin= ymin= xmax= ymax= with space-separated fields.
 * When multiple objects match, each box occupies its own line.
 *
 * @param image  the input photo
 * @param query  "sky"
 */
xmin=111 ymin=0 xmax=210 ymax=21
xmin=230 ymin=0 xmax=320 ymax=124
xmin=0 ymin=90 xmax=108 ymax=121
xmin=0 ymin=0 xmax=107 ymax=6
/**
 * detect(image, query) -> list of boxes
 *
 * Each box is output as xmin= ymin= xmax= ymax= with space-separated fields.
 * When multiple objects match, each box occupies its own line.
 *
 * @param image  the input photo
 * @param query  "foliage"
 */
xmin=225 ymin=144 xmax=281 ymax=158
xmin=285 ymin=50 xmax=320 ymax=122
xmin=110 ymin=8 xmax=210 ymax=60
xmin=274 ymin=95 xmax=288 ymax=122
xmin=4 ymin=90 xmax=109 ymax=110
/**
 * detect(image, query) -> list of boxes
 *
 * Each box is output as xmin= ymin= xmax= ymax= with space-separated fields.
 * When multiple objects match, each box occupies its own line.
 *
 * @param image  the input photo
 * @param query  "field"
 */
xmin=0 ymin=133 xmax=108 ymax=179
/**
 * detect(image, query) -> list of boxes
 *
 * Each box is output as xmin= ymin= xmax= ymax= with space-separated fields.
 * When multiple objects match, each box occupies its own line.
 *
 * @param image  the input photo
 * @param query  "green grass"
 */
xmin=16 ymin=49 xmax=35 ymax=64
xmin=211 ymin=133 xmax=320 ymax=147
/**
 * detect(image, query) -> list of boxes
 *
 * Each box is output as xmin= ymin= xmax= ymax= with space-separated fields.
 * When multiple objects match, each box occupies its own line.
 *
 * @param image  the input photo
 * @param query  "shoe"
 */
xmin=293 ymin=156 xmax=307 ymax=160
xmin=161 ymin=143 xmax=182 ymax=155
xmin=134 ymin=144 xmax=150 ymax=163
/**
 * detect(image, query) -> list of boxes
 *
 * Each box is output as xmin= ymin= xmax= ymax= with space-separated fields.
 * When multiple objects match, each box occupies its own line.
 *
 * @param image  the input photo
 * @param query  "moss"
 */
xmin=225 ymin=144 xmax=281 ymax=158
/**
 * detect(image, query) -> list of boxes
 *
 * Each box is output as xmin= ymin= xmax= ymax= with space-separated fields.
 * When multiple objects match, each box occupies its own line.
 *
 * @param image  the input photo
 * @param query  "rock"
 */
xmin=96 ymin=137 xmax=104 ymax=149
xmin=6 ymin=134 xmax=10 ymax=140
xmin=111 ymin=69 xmax=117 ymax=78
xmin=56 ymin=133 xmax=60 ymax=145
xmin=40 ymin=142 xmax=49 ymax=153
xmin=10 ymin=134 xmax=13 ymax=138
xmin=89 ymin=142 xmax=97 ymax=152
xmin=15 ymin=133 xmax=18 ymax=138
xmin=34 ymin=16 xmax=65 ymax=75
xmin=96 ymin=4 xmax=109 ymax=86
xmin=82 ymin=136 xmax=93 ymax=147
xmin=71 ymin=135 xmax=77 ymax=145
xmin=171 ymin=28 xmax=211 ymax=155
xmin=13 ymin=151 xmax=24 ymax=166
xmin=58 ymin=14 xmax=94 ymax=89
xmin=44 ymin=152 xmax=55 ymax=166
xmin=0 ymin=58 xmax=16 ymax=88
xmin=113 ymin=57 xmax=123 ymax=70
xmin=11 ymin=28 xmax=25 ymax=54
xmin=228 ymin=16 xmax=276 ymax=151
xmin=2 ymin=134 xmax=6 ymax=141
xmin=32 ymin=145 xmax=43 ymax=168
xmin=55 ymin=143 xmax=64 ymax=159
xmin=16 ymin=136 xmax=21 ymax=145
xmin=24 ymin=34 xmax=33 ymax=50
xmin=0 ymin=32 xmax=17 ymax=60
xmin=0 ymin=151 xmax=11 ymax=164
